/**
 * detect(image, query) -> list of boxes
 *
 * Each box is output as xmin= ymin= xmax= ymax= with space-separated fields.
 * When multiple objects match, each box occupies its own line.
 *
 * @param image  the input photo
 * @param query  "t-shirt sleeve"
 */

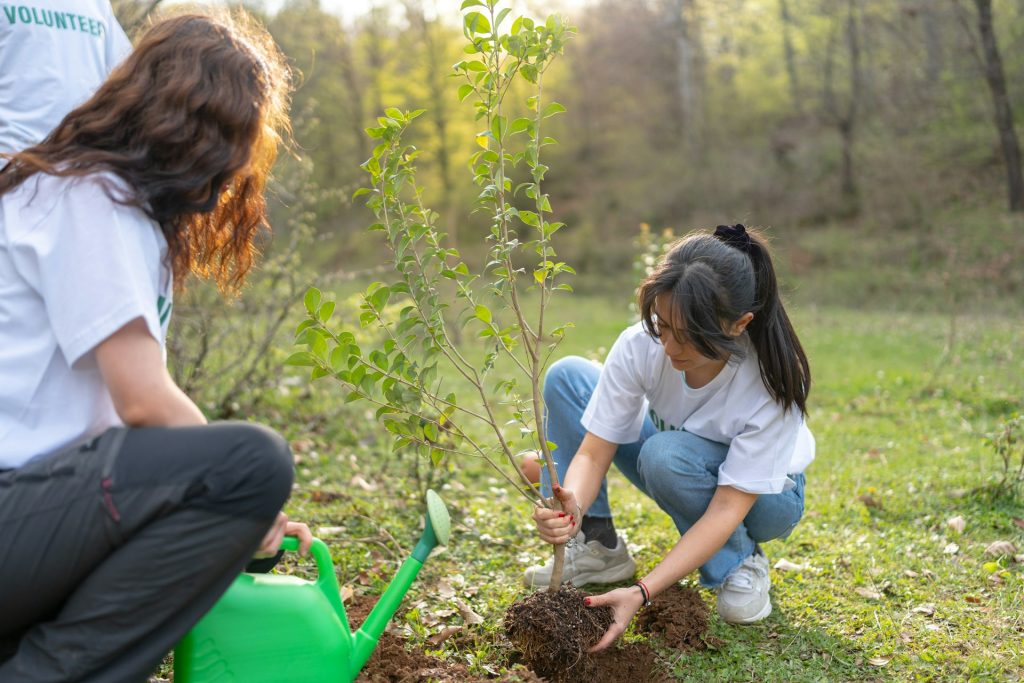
xmin=8 ymin=176 xmax=163 ymax=368
xmin=581 ymin=327 xmax=649 ymax=443
xmin=717 ymin=399 xmax=803 ymax=495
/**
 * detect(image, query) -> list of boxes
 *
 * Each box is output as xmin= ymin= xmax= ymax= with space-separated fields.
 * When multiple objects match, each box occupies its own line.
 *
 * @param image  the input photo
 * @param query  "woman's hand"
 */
xmin=584 ymin=586 xmax=646 ymax=652
xmin=532 ymin=484 xmax=581 ymax=545
xmin=254 ymin=512 xmax=313 ymax=557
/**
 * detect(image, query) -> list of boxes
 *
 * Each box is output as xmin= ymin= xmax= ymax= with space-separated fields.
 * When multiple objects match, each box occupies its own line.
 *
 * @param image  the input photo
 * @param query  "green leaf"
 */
xmin=491 ymin=115 xmax=506 ymax=142
xmin=509 ymin=117 xmax=531 ymax=135
xmin=284 ymin=351 xmax=315 ymax=367
xmin=430 ymin=448 xmax=445 ymax=466
xmin=317 ymin=301 xmax=335 ymax=323
xmin=494 ymin=7 xmax=511 ymax=29
xmin=519 ymin=210 xmax=539 ymax=227
xmin=463 ymin=12 xmax=490 ymax=35
xmin=459 ymin=0 xmax=484 ymax=9
xmin=304 ymin=287 xmax=321 ymax=316
xmin=458 ymin=83 xmax=474 ymax=102
xmin=475 ymin=304 xmax=492 ymax=324
xmin=542 ymin=102 xmax=567 ymax=118
xmin=311 ymin=366 xmax=330 ymax=380
xmin=384 ymin=107 xmax=404 ymax=121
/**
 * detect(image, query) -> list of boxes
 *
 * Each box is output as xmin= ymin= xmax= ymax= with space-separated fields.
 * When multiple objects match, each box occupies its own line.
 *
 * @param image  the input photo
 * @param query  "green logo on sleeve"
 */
xmin=1 ymin=3 xmax=108 ymax=37
xmin=157 ymin=295 xmax=172 ymax=326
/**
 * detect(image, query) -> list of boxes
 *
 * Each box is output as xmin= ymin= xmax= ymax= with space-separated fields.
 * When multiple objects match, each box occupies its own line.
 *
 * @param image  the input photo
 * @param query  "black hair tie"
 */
xmin=714 ymin=223 xmax=753 ymax=253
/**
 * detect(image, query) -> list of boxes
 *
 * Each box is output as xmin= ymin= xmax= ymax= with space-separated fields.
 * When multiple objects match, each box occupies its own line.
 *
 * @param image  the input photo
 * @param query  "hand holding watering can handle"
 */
xmin=279 ymin=536 xmax=347 ymax=620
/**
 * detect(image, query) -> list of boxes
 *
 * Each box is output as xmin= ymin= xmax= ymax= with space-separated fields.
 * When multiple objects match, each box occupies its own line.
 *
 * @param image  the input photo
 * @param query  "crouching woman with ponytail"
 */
xmin=526 ymin=225 xmax=813 ymax=650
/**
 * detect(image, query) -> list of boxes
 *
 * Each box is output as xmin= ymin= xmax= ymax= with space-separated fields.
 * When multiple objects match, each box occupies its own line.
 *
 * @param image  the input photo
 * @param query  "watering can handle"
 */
xmin=278 ymin=536 xmax=346 ymax=620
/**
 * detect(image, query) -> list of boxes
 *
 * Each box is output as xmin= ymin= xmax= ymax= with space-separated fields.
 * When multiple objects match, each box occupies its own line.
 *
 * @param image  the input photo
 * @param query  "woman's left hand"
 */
xmin=254 ymin=512 xmax=313 ymax=558
xmin=584 ymin=585 xmax=646 ymax=652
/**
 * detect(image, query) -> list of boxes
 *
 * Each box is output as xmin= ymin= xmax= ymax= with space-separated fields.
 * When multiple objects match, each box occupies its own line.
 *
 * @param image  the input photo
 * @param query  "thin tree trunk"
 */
xmin=779 ymin=0 xmax=801 ymax=111
xmin=921 ymin=3 xmax=944 ymax=85
xmin=973 ymin=0 xmax=1024 ymax=211
xmin=842 ymin=0 xmax=861 ymax=202
xmin=666 ymin=0 xmax=703 ymax=149
xmin=403 ymin=0 xmax=457 ymax=249
xmin=338 ymin=30 xmax=369 ymax=161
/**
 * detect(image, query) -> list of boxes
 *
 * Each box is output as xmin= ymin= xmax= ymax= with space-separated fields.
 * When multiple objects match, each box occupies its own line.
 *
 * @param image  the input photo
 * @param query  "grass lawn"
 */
xmin=268 ymin=294 xmax=1023 ymax=682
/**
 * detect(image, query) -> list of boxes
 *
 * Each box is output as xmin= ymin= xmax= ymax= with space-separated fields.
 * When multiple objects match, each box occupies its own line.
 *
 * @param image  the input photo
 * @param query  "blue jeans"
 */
xmin=541 ymin=356 xmax=806 ymax=588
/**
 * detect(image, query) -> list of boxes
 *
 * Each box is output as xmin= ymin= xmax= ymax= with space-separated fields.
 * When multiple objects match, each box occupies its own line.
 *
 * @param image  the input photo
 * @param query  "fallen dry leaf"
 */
xmin=858 ymin=494 xmax=883 ymax=509
xmin=868 ymin=657 xmax=891 ymax=667
xmin=290 ymin=438 xmax=314 ymax=454
xmin=427 ymin=625 xmax=463 ymax=646
xmin=455 ymin=598 xmax=484 ymax=625
xmin=1013 ymin=518 xmax=1024 ymax=530
xmin=946 ymin=515 xmax=966 ymax=534
xmin=943 ymin=543 xmax=959 ymax=555
xmin=317 ymin=525 xmax=347 ymax=536
xmin=964 ymin=595 xmax=982 ymax=604
xmin=984 ymin=540 xmax=1017 ymax=557
xmin=912 ymin=604 xmax=935 ymax=616
xmin=904 ymin=569 xmax=919 ymax=578
xmin=1015 ymin=554 xmax=1024 ymax=564
xmin=340 ymin=585 xmax=354 ymax=603
xmin=349 ymin=474 xmax=378 ymax=492
xmin=855 ymin=587 xmax=882 ymax=600
xmin=436 ymin=579 xmax=456 ymax=599
xmin=773 ymin=559 xmax=807 ymax=572
xmin=309 ymin=489 xmax=345 ymax=503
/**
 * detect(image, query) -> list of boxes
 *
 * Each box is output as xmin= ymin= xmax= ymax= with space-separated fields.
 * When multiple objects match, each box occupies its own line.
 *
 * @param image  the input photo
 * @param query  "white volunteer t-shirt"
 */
xmin=581 ymin=322 xmax=814 ymax=495
xmin=0 ymin=0 xmax=131 ymax=154
xmin=0 ymin=172 xmax=173 ymax=468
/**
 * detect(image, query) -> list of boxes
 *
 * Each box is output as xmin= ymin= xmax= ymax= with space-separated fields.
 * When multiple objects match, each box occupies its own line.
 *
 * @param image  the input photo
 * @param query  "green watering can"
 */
xmin=174 ymin=489 xmax=451 ymax=683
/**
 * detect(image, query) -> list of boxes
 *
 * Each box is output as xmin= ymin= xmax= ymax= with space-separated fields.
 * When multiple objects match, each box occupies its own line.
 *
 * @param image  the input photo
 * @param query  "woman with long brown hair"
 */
xmin=0 ymin=11 xmax=310 ymax=681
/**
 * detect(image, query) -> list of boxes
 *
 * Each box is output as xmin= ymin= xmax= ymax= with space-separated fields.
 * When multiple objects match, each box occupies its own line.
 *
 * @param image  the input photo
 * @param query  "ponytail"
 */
xmin=715 ymin=225 xmax=810 ymax=413
xmin=637 ymin=225 xmax=811 ymax=413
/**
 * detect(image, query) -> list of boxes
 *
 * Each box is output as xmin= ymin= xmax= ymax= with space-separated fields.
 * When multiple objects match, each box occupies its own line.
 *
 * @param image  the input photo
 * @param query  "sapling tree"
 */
xmin=288 ymin=1 xmax=576 ymax=591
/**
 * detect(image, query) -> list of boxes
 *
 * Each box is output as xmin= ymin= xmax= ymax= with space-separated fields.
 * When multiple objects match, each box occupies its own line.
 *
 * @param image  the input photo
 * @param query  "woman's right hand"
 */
xmin=532 ymin=484 xmax=582 ymax=545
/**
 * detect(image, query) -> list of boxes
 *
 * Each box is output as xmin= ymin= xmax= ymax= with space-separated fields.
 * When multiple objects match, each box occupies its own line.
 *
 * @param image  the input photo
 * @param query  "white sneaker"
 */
xmin=523 ymin=532 xmax=637 ymax=588
xmin=716 ymin=548 xmax=772 ymax=624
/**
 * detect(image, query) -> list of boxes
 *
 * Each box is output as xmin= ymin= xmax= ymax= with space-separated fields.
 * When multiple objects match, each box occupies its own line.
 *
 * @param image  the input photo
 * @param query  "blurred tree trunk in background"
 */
xmin=972 ymin=0 xmax=1024 ymax=212
xmin=822 ymin=0 xmax=862 ymax=211
xmin=402 ymin=0 xmax=459 ymax=248
xmin=779 ymin=0 xmax=803 ymax=112
xmin=664 ymin=0 xmax=704 ymax=152
xmin=337 ymin=30 xmax=369 ymax=162
xmin=920 ymin=2 xmax=944 ymax=86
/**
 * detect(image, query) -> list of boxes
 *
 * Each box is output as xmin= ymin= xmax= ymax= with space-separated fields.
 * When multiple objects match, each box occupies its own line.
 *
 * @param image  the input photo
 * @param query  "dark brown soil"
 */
xmin=351 ymin=583 xmax=715 ymax=683
xmin=503 ymin=586 xmax=614 ymax=682
xmin=635 ymin=584 xmax=716 ymax=650
xmin=349 ymin=594 xmax=541 ymax=683
xmin=503 ymin=585 xmax=715 ymax=682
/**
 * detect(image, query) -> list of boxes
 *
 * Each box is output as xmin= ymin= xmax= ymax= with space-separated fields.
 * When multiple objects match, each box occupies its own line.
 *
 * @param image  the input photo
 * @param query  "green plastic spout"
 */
xmin=347 ymin=490 xmax=450 ymax=680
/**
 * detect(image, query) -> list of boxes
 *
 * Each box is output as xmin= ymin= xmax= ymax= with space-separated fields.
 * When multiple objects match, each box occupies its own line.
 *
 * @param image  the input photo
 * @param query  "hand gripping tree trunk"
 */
xmin=290 ymin=2 xmax=577 ymax=591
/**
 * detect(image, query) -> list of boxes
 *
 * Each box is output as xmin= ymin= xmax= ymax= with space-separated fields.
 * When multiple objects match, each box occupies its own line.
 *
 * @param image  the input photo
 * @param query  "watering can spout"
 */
xmin=350 ymin=490 xmax=450 ymax=675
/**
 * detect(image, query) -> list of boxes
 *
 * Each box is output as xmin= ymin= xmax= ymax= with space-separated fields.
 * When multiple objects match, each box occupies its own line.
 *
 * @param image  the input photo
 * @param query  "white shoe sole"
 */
xmin=720 ymin=599 xmax=772 ymax=625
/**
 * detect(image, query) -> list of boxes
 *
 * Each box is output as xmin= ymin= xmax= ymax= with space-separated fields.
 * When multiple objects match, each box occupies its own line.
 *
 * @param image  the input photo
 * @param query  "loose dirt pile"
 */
xmin=503 ymin=584 xmax=713 ymax=682
xmin=352 ymin=582 xmax=714 ymax=682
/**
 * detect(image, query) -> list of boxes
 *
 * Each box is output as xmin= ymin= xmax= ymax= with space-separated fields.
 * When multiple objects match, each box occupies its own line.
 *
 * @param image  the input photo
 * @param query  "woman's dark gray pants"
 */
xmin=0 ymin=421 xmax=294 ymax=683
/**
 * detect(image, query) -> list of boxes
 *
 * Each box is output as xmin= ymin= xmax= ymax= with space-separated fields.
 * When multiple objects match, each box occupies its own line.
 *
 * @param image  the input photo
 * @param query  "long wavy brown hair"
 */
xmin=0 ymin=9 xmax=291 ymax=292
